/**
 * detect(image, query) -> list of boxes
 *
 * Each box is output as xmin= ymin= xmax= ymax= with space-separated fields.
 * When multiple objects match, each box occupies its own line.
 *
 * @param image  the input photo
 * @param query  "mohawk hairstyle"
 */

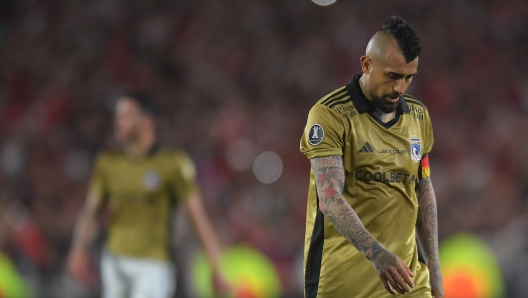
xmin=124 ymin=92 xmax=160 ymax=117
xmin=382 ymin=16 xmax=422 ymax=62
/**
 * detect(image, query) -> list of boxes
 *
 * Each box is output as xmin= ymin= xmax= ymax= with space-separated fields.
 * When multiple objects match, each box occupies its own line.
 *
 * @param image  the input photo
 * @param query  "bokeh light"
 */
xmin=440 ymin=233 xmax=505 ymax=298
xmin=252 ymin=151 xmax=283 ymax=184
xmin=191 ymin=245 xmax=281 ymax=298
xmin=0 ymin=252 xmax=29 ymax=298
xmin=311 ymin=0 xmax=337 ymax=6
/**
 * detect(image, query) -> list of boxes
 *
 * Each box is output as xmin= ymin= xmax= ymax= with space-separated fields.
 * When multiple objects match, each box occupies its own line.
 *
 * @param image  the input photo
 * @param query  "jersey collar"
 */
xmin=345 ymin=74 xmax=410 ymax=115
xmin=148 ymin=143 xmax=160 ymax=156
xmin=120 ymin=142 xmax=160 ymax=161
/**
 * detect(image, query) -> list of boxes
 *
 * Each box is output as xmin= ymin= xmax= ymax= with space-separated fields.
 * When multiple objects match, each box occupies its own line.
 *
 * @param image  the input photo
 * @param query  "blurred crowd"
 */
xmin=0 ymin=0 xmax=527 ymax=297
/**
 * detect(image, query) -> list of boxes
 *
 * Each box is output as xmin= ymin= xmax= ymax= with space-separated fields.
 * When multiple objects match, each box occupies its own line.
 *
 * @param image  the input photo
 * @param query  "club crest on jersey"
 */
xmin=143 ymin=170 xmax=161 ymax=191
xmin=308 ymin=124 xmax=324 ymax=145
xmin=410 ymin=138 xmax=421 ymax=163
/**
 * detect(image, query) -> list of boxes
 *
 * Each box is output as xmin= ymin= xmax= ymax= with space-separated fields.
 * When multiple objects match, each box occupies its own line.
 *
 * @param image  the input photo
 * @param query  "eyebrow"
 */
xmin=388 ymin=72 xmax=417 ymax=79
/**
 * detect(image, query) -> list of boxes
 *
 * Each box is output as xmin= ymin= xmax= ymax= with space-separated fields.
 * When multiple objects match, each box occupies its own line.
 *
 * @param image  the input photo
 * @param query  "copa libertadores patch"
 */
xmin=308 ymin=124 xmax=324 ymax=145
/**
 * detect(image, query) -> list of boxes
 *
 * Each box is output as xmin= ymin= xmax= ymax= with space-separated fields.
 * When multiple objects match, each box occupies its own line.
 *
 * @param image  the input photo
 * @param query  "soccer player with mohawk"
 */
xmin=301 ymin=16 xmax=443 ymax=297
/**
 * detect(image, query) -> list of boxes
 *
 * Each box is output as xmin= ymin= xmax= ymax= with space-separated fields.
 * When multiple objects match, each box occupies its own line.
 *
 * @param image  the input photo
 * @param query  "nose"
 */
xmin=393 ymin=79 xmax=405 ymax=95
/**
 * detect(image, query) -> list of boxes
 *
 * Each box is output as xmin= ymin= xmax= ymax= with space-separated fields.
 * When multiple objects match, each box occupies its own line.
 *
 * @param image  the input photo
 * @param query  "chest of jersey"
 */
xmin=105 ymin=158 xmax=172 ymax=206
xmin=345 ymin=113 xmax=424 ymax=186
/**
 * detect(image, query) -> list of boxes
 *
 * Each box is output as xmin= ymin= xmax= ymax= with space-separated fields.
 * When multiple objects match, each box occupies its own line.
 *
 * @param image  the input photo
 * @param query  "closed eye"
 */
xmin=388 ymin=72 xmax=404 ymax=80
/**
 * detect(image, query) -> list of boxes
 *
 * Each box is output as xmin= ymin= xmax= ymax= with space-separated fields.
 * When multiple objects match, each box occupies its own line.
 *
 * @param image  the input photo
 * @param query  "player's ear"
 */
xmin=360 ymin=56 xmax=371 ymax=74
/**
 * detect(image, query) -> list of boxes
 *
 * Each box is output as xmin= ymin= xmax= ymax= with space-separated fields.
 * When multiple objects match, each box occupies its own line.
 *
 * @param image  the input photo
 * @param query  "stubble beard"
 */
xmin=372 ymin=95 xmax=399 ymax=113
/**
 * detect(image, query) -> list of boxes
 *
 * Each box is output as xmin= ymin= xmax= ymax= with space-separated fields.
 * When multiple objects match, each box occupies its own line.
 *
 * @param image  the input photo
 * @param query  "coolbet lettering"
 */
xmin=355 ymin=170 xmax=416 ymax=184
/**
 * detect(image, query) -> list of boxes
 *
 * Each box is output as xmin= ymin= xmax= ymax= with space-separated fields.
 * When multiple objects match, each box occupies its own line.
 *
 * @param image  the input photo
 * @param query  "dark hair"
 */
xmin=123 ymin=92 xmax=160 ymax=117
xmin=382 ymin=16 xmax=421 ymax=62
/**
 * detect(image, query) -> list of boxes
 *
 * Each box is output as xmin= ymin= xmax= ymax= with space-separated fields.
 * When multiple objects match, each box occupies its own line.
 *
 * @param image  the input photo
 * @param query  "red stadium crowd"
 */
xmin=0 ymin=0 xmax=527 ymax=297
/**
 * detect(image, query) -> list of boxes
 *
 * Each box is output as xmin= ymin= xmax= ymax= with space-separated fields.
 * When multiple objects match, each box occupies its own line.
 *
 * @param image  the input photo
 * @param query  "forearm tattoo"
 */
xmin=416 ymin=178 xmax=443 ymax=294
xmin=310 ymin=156 xmax=385 ymax=261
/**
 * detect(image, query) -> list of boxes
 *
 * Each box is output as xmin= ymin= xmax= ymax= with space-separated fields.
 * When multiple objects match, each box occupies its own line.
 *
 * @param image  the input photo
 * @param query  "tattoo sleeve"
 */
xmin=416 ymin=177 xmax=444 ymax=296
xmin=310 ymin=155 xmax=385 ymax=261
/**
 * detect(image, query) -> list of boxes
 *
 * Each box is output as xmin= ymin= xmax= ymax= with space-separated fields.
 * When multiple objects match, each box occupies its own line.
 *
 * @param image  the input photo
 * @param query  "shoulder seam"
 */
xmin=320 ymin=87 xmax=347 ymax=106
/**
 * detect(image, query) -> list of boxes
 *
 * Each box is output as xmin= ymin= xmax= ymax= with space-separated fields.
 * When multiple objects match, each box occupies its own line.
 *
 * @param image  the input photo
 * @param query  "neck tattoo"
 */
xmin=372 ymin=109 xmax=396 ymax=123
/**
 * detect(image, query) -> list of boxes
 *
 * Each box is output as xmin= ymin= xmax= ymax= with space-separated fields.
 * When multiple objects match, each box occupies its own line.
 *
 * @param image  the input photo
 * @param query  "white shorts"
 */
xmin=101 ymin=250 xmax=176 ymax=298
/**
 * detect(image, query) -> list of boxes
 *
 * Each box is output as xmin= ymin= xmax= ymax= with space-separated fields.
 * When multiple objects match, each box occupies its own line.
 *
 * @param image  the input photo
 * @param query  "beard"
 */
xmin=372 ymin=94 xmax=400 ymax=113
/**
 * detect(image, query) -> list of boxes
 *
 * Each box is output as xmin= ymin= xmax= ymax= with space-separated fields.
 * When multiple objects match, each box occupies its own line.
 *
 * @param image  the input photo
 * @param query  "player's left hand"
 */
xmin=370 ymin=249 xmax=415 ymax=295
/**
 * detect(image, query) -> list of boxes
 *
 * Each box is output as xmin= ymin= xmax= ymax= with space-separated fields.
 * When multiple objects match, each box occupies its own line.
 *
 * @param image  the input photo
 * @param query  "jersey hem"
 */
xmin=106 ymin=244 xmax=171 ymax=261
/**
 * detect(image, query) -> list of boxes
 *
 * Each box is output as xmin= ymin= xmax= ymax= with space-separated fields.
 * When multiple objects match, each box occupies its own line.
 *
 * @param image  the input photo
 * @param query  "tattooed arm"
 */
xmin=311 ymin=155 xmax=415 ymax=295
xmin=416 ymin=177 xmax=444 ymax=298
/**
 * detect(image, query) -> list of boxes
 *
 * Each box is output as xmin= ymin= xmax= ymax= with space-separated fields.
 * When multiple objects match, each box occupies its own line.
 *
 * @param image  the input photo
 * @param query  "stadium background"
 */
xmin=0 ymin=0 xmax=527 ymax=297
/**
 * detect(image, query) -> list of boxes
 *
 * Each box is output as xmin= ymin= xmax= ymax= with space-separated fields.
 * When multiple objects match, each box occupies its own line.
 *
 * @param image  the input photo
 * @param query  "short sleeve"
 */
xmin=88 ymin=154 xmax=108 ymax=203
xmin=172 ymin=152 xmax=198 ymax=203
xmin=300 ymin=104 xmax=345 ymax=159
xmin=418 ymin=109 xmax=434 ymax=179
xmin=422 ymin=108 xmax=434 ymax=154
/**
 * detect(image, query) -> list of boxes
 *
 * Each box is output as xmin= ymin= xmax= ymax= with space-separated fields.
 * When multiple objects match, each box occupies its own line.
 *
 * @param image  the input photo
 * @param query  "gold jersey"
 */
xmin=300 ymin=75 xmax=434 ymax=297
xmin=88 ymin=146 xmax=197 ymax=260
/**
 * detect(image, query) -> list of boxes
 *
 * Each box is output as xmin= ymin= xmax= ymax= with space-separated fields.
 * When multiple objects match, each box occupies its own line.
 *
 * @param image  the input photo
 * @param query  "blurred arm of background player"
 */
xmin=311 ymin=155 xmax=415 ymax=295
xmin=415 ymin=176 xmax=444 ymax=298
xmin=184 ymin=189 xmax=231 ymax=296
xmin=67 ymin=192 xmax=103 ymax=286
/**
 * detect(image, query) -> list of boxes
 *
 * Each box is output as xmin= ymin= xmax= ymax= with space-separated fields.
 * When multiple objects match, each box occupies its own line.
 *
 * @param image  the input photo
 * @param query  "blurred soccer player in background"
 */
xmin=67 ymin=94 xmax=227 ymax=298
xmin=300 ymin=17 xmax=443 ymax=297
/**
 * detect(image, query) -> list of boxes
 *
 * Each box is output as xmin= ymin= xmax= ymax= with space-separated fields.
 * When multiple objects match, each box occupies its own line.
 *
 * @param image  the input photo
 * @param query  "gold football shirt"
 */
xmin=300 ymin=75 xmax=434 ymax=297
xmin=89 ymin=146 xmax=197 ymax=260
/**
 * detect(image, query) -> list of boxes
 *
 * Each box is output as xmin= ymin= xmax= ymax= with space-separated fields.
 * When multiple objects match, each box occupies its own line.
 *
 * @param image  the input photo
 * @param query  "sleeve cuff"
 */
xmin=301 ymin=148 xmax=343 ymax=159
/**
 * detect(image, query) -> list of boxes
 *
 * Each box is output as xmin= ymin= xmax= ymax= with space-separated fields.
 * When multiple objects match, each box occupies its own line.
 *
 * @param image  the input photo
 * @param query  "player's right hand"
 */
xmin=370 ymin=249 xmax=415 ymax=295
xmin=66 ymin=248 xmax=91 ymax=285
